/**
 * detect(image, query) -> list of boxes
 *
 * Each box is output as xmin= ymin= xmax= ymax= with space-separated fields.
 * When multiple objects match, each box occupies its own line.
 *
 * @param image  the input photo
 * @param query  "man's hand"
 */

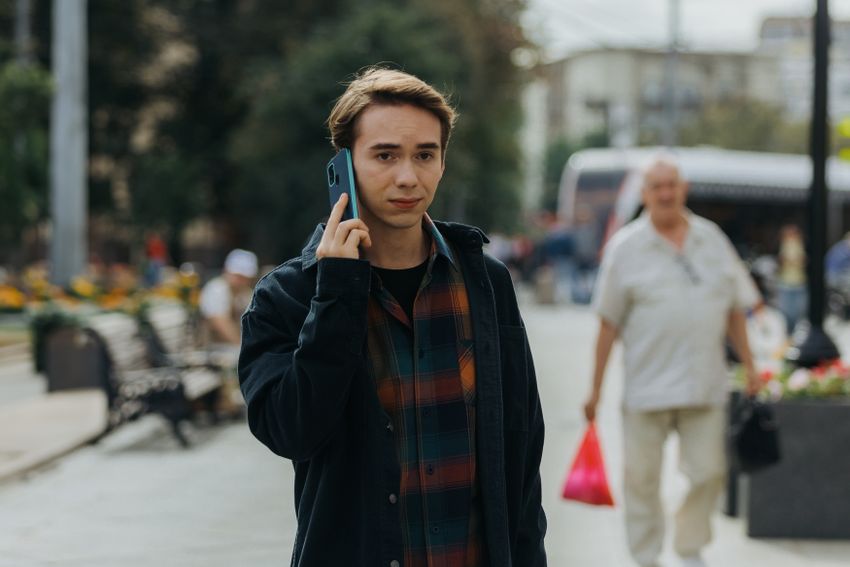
xmin=316 ymin=193 xmax=372 ymax=260
xmin=744 ymin=365 xmax=760 ymax=396
xmin=583 ymin=391 xmax=600 ymax=423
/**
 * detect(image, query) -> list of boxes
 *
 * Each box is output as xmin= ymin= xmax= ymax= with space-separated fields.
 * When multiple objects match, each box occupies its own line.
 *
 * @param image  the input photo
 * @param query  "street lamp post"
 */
xmin=787 ymin=0 xmax=840 ymax=366
xmin=49 ymin=0 xmax=88 ymax=287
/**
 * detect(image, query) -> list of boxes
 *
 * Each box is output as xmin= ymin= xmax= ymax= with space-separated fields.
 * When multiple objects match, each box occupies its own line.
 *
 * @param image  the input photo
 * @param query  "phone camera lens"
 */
xmin=327 ymin=164 xmax=336 ymax=186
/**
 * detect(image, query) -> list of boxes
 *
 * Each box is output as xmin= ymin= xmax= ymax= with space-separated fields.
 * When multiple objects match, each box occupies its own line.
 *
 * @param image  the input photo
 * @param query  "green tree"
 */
xmin=128 ymin=150 xmax=205 ymax=260
xmin=540 ymin=129 xmax=609 ymax=213
xmin=0 ymin=62 xmax=51 ymax=258
xmin=18 ymin=0 xmax=529 ymax=265
xmin=678 ymin=98 xmax=809 ymax=154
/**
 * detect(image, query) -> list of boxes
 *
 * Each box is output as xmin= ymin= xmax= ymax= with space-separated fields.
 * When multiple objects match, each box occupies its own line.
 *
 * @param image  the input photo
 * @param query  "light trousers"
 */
xmin=622 ymin=406 xmax=726 ymax=567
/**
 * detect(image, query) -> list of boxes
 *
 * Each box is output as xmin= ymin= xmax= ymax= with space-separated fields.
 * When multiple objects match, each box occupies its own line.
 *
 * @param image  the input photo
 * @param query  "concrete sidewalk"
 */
xmin=0 ymin=347 xmax=109 ymax=483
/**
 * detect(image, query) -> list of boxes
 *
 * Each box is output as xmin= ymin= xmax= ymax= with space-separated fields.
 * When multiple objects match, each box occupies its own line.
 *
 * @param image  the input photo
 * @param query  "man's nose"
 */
xmin=395 ymin=159 xmax=418 ymax=187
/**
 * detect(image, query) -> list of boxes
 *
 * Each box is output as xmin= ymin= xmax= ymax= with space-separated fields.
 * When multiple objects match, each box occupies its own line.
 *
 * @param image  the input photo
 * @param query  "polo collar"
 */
xmin=640 ymin=209 xmax=703 ymax=249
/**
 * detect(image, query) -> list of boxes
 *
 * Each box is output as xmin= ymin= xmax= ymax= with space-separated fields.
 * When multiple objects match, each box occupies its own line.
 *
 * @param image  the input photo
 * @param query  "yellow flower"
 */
xmin=70 ymin=276 xmax=98 ymax=299
xmin=0 ymin=285 xmax=26 ymax=309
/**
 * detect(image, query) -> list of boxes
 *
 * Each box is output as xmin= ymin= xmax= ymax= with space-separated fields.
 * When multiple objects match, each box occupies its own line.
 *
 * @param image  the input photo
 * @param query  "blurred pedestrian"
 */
xmin=826 ymin=231 xmax=850 ymax=287
xmin=583 ymin=156 xmax=758 ymax=567
xmin=747 ymin=272 xmax=788 ymax=369
xmin=238 ymin=67 xmax=546 ymax=567
xmin=199 ymin=248 xmax=258 ymax=346
xmin=143 ymin=232 xmax=168 ymax=287
xmin=776 ymin=224 xmax=807 ymax=333
xmin=570 ymin=205 xmax=599 ymax=304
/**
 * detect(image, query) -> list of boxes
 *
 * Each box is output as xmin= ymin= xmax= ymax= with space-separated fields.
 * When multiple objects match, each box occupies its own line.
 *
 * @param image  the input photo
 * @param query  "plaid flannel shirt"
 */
xmin=366 ymin=217 xmax=483 ymax=567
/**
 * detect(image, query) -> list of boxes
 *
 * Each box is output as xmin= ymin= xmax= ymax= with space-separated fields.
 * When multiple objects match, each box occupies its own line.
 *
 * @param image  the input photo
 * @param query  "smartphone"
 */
xmin=326 ymin=148 xmax=359 ymax=221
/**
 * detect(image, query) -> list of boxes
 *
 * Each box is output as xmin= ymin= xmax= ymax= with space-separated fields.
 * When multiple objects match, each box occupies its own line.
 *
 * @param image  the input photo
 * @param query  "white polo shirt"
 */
xmin=593 ymin=212 xmax=757 ymax=411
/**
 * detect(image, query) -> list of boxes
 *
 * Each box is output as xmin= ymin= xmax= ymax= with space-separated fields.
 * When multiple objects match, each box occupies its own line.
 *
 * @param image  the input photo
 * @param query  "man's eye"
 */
xmin=377 ymin=153 xmax=393 ymax=161
xmin=418 ymin=152 xmax=435 ymax=161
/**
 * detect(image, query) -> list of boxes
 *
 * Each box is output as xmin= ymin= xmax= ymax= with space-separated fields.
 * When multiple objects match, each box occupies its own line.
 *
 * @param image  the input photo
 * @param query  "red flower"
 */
xmin=812 ymin=364 xmax=830 ymax=380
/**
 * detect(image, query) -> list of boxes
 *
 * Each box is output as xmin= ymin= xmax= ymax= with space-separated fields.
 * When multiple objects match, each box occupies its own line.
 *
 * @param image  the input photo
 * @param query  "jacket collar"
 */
xmin=300 ymin=216 xmax=489 ymax=271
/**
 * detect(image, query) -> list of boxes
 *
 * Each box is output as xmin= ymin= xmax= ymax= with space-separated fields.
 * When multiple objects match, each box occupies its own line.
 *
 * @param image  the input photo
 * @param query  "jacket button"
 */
xmin=386 ymin=421 xmax=394 ymax=433
xmin=390 ymin=561 xmax=400 ymax=567
xmin=388 ymin=493 xmax=398 ymax=504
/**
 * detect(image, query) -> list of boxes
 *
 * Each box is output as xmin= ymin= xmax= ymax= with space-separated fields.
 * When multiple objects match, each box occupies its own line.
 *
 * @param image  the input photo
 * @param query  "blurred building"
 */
xmin=757 ymin=16 xmax=850 ymax=121
xmin=520 ymin=15 xmax=850 ymax=214
xmin=533 ymin=47 xmax=780 ymax=147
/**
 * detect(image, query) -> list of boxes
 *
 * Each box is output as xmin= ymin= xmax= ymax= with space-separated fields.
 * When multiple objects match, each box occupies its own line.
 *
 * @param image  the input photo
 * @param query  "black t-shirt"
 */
xmin=373 ymin=259 xmax=429 ymax=322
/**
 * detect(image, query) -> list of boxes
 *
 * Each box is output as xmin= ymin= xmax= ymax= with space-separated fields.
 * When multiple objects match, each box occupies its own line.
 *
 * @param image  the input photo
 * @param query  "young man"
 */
xmin=238 ymin=68 xmax=547 ymax=566
xmin=584 ymin=157 xmax=757 ymax=567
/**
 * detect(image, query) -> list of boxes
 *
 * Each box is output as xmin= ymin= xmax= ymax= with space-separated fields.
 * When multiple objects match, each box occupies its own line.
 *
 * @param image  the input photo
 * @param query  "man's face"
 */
xmin=350 ymin=103 xmax=445 ymax=232
xmin=641 ymin=162 xmax=688 ymax=225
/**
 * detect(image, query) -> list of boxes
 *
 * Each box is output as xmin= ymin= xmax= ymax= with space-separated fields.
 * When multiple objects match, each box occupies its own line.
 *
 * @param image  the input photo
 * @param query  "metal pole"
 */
xmin=663 ymin=0 xmax=680 ymax=147
xmin=787 ymin=0 xmax=840 ymax=366
xmin=809 ymin=0 xmax=829 ymax=328
xmin=49 ymin=0 xmax=88 ymax=287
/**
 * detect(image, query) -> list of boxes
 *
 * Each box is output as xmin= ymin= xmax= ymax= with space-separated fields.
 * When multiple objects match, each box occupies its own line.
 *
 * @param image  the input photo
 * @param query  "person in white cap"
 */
xmin=200 ymin=248 xmax=258 ymax=345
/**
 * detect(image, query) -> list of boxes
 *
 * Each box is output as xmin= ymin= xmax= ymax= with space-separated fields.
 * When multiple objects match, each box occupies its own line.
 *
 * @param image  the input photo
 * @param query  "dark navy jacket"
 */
xmin=238 ymin=221 xmax=547 ymax=566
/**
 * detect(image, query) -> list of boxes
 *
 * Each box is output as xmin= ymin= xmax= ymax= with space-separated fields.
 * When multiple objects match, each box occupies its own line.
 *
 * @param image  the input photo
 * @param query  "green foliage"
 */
xmin=540 ymin=130 xmax=609 ymax=212
xmin=678 ymin=98 xmax=809 ymax=154
xmin=29 ymin=305 xmax=81 ymax=373
xmin=128 ymin=150 xmax=205 ymax=257
xmin=0 ymin=61 xmax=51 ymax=245
xmin=542 ymin=138 xmax=575 ymax=213
xmin=8 ymin=0 xmax=529 ymax=265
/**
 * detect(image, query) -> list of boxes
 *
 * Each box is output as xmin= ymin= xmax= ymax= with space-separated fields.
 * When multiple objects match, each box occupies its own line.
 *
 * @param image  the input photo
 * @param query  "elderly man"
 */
xmin=583 ymin=156 xmax=758 ymax=567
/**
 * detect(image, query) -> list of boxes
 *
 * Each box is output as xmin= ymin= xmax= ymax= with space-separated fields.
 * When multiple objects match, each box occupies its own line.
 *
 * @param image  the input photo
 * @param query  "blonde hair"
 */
xmin=327 ymin=67 xmax=457 ymax=154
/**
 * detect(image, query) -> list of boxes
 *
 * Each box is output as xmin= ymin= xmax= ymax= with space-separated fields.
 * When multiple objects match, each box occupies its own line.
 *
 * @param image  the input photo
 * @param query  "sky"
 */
xmin=523 ymin=0 xmax=850 ymax=61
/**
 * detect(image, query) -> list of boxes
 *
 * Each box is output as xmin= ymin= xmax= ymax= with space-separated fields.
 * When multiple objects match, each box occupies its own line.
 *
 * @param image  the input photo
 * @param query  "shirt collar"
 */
xmin=639 ymin=208 xmax=703 ymax=250
xmin=301 ymin=214 xmax=457 ymax=271
xmin=424 ymin=213 xmax=457 ymax=270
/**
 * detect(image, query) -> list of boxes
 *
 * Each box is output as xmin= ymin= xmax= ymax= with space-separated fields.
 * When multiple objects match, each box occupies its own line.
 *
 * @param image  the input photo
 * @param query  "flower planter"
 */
xmin=44 ymin=327 xmax=106 ymax=392
xmin=747 ymin=398 xmax=850 ymax=538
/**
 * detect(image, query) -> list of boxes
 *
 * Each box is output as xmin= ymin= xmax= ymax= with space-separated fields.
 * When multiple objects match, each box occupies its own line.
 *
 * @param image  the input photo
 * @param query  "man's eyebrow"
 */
xmin=367 ymin=142 xmax=441 ymax=150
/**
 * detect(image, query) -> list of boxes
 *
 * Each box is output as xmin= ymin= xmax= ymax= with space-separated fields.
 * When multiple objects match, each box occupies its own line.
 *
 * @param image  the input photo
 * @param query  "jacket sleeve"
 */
xmin=238 ymin=257 xmax=371 ymax=462
xmin=485 ymin=254 xmax=547 ymax=565
xmin=513 ymin=330 xmax=548 ymax=566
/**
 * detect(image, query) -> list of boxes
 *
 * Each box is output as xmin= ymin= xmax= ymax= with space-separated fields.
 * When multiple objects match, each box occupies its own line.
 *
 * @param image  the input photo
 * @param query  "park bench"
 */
xmin=141 ymin=302 xmax=238 ymax=370
xmin=82 ymin=308 xmax=223 ymax=447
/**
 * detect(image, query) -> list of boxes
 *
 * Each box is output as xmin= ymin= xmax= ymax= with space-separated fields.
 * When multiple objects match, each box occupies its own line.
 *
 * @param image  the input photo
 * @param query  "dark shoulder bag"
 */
xmin=729 ymin=397 xmax=781 ymax=473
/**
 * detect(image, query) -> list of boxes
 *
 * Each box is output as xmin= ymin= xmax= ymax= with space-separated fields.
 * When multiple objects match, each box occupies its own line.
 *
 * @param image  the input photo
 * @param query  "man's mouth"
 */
xmin=389 ymin=199 xmax=421 ymax=210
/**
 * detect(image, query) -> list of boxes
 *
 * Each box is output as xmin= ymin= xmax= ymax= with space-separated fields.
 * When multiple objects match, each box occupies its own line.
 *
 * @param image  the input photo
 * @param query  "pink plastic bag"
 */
xmin=561 ymin=422 xmax=615 ymax=506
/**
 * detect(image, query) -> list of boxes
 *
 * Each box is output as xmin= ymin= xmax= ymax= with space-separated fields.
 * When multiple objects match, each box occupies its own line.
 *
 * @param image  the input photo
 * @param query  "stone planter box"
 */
xmin=747 ymin=398 xmax=850 ymax=539
xmin=45 ymin=327 xmax=105 ymax=392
